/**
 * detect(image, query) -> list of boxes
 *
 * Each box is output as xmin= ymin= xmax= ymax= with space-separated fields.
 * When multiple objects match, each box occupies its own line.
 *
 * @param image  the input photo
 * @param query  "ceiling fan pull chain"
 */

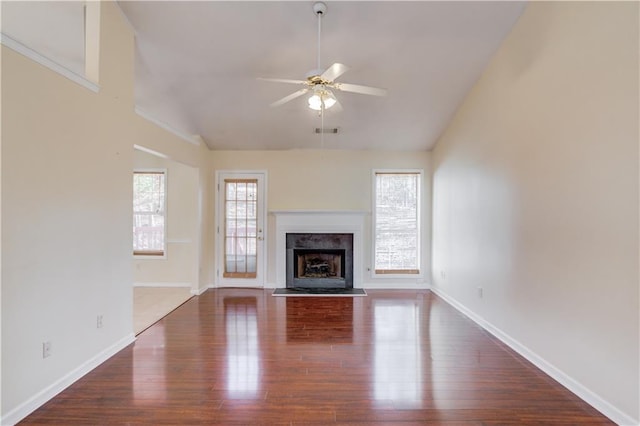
xmin=320 ymin=101 xmax=325 ymax=149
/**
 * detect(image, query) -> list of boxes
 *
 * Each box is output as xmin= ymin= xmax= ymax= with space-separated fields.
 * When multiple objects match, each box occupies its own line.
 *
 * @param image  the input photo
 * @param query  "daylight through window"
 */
xmin=133 ymin=171 xmax=166 ymax=256
xmin=374 ymin=171 xmax=420 ymax=274
xmin=224 ymin=179 xmax=258 ymax=278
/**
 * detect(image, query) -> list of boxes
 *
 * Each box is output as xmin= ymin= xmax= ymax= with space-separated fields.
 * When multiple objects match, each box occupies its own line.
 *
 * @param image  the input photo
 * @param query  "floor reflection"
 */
xmin=133 ymin=322 xmax=167 ymax=402
xmin=373 ymin=299 xmax=422 ymax=406
xmin=25 ymin=289 xmax=611 ymax=425
xmin=225 ymin=297 xmax=260 ymax=398
xmin=286 ymin=297 xmax=354 ymax=343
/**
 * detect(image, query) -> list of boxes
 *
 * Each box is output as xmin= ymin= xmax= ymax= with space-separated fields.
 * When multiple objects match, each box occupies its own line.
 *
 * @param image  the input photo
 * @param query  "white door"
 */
xmin=216 ymin=171 xmax=266 ymax=287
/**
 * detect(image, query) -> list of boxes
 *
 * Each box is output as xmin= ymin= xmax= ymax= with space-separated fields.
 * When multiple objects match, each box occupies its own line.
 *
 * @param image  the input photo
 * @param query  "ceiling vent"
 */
xmin=314 ymin=127 xmax=338 ymax=134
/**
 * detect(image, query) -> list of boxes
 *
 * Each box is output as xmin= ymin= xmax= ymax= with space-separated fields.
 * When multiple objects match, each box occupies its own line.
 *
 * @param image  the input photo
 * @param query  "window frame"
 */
xmin=133 ymin=168 xmax=167 ymax=259
xmin=371 ymin=169 xmax=423 ymax=278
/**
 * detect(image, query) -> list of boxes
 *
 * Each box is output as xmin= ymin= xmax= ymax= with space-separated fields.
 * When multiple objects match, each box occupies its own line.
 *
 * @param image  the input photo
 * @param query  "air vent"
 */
xmin=314 ymin=128 xmax=339 ymax=134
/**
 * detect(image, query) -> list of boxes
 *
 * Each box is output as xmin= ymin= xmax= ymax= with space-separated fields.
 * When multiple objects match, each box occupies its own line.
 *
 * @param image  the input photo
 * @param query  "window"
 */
xmin=374 ymin=171 xmax=421 ymax=274
xmin=133 ymin=171 xmax=166 ymax=256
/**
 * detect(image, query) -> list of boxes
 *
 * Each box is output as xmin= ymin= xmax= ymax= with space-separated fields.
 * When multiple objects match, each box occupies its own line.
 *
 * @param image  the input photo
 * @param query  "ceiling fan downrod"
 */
xmin=313 ymin=2 xmax=327 ymax=72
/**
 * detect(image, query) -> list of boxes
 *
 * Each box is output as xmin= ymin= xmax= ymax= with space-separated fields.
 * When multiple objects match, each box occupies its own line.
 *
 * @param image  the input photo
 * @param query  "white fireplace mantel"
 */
xmin=271 ymin=210 xmax=368 ymax=288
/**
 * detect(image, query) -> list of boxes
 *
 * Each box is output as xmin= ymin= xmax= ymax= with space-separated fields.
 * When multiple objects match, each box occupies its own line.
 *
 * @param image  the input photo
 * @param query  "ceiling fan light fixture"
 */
xmin=323 ymin=90 xmax=337 ymax=109
xmin=308 ymin=88 xmax=336 ymax=111
xmin=259 ymin=0 xmax=386 ymax=112
xmin=308 ymin=93 xmax=323 ymax=110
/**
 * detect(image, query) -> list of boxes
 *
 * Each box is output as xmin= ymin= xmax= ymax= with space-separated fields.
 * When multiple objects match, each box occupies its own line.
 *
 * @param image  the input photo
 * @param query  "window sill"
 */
xmin=133 ymin=254 xmax=167 ymax=260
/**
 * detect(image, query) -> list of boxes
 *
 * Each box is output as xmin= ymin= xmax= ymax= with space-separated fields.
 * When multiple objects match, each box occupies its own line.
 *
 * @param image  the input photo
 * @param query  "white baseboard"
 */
xmin=430 ymin=287 xmax=638 ymax=426
xmin=362 ymin=281 xmax=430 ymax=290
xmin=2 ymin=333 xmax=136 ymax=426
xmin=133 ymin=282 xmax=191 ymax=288
xmin=190 ymin=286 xmax=208 ymax=296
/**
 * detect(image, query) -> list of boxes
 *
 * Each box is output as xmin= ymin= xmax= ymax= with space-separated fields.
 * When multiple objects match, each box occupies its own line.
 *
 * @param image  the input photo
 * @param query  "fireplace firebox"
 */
xmin=295 ymin=249 xmax=344 ymax=279
xmin=286 ymin=233 xmax=353 ymax=289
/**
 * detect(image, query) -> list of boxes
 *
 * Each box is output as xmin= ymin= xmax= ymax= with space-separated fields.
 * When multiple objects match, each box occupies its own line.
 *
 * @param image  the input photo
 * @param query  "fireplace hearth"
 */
xmin=286 ymin=233 xmax=353 ymax=289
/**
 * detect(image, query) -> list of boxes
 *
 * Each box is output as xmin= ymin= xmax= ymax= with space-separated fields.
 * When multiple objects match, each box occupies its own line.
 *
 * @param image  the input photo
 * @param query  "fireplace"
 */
xmin=273 ymin=210 xmax=365 ymax=289
xmin=286 ymin=233 xmax=353 ymax=289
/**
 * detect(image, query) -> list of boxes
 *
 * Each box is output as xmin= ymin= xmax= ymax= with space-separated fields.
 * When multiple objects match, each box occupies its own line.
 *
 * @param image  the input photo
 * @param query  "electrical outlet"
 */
xmin=42 ymin=341 xmax=52 ymax=358
xmin=440 ymin=270 xmax=446 ymax=279
xmin=97 ymin=315 xmax=103 ymax=329
xmin=478 ymin=287 xmax=484 ymax=298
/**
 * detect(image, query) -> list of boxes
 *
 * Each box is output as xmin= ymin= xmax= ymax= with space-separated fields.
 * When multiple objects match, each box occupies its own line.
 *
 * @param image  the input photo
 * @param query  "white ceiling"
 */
xmin=122 ymin=1 xmax=525 ymax=151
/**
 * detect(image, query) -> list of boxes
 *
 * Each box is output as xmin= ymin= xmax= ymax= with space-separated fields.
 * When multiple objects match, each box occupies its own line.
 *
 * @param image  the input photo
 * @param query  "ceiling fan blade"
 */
xmin=321 ymin=63 xmax=349 ymax=82
xmin=334 ymin=82 xmax=387 ymax=97
xmin=270 ymin=88 xmax=309 ymax=107
xmin=258 ymin=77 xmax=308 ymax=85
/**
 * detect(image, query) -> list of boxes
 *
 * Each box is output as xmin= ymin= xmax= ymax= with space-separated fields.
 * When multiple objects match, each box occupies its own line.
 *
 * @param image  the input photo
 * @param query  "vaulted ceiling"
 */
xmin=8 ymin=1 xmax=527 ymax=151
xmin=117 ymin=1 xmax=526 ymax=151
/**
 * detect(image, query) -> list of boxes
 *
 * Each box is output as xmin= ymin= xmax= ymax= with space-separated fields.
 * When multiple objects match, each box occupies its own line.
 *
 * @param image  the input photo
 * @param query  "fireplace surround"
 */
xmin=272 ymin=210 xmax=365 ymax=289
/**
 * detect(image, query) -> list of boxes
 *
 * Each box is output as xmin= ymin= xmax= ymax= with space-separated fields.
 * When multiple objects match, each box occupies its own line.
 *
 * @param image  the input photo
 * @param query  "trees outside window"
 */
xmin=374 ymin=171 xmax=421 ymax=274
xmin=133 ymin=171 xmax=166 ymax=256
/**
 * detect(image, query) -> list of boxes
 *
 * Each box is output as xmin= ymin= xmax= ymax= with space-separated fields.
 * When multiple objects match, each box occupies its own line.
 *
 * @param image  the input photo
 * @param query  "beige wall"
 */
xmin=211 ymin=150 xmax=432 ymax=287
xmin=133 ymin=150 xmax=199 ymax=289
xmin=131 ymin=129 xmax=214 ymax=295
xmin=431 ymin=2 xmax=638 ymax=423
xmin=0 ymin=1 xmax=210 ymax=422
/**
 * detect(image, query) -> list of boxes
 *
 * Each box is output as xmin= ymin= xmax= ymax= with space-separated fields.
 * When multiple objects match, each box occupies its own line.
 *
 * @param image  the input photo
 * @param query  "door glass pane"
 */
xmin=247 ymin=202 xmax=256 ymax=219
xmin=247 ymin=238 xmax=257 ymax=255
xmin=236 ymin=220 xmax=247 ymax=237
xmin=227 ymin=200 xmax=237 ymax=217
xmin=236 ymin=202 xmax=247 ymax=218
xmin=246 ymin=256 xmax=257 ymax=274
xmin=237 ymin=183 xmax=247 ymax=200
xmin=247 ymin=220 xmax=257 ymax=237
xmin=226 ymin=256 xmax=236 ymax=273
xmin=227 ymin=182 xmax=236 ymax=199
xmin=224 ymin=179 xmax=259 ymax=278
xmin=226 ymin=220 xmax=237 ymax=236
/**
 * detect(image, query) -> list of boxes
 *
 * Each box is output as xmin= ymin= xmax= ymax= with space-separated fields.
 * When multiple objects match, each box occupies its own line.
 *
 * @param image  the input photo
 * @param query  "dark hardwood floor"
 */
xmin=21 ymin=289 xmax=613 ymax=425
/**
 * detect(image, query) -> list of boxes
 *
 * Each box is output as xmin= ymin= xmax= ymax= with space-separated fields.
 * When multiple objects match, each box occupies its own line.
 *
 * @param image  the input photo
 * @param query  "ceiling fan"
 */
xmin=259 ymin=1 xmax=387 ymax=112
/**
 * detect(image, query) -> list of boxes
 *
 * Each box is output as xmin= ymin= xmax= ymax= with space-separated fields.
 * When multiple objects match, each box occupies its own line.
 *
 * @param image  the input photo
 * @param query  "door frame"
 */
xmin=215 ymin=170 xmax=268 ymax=288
